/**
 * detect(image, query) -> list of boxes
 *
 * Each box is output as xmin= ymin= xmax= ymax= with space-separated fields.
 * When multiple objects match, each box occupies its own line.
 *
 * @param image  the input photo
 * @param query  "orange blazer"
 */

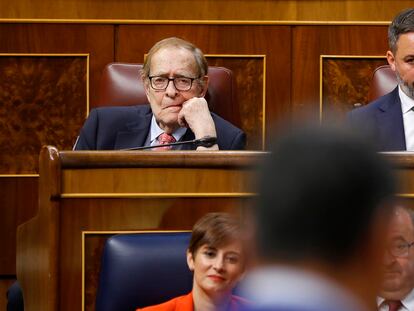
xmin=136 ymin=292 xmax=249 ymax=311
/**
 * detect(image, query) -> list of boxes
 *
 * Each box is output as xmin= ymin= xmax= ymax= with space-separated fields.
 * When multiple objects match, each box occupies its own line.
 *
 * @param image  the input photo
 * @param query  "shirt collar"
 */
xmin=149 ymin=115 xmax=187 ymax=144
xmin=403 ymin=288 xmax=414 ymax=310
xmin=378 ymin=288 xmax=414 ymax=310
xmin=399 ymin=85 xmax=414 ymax=114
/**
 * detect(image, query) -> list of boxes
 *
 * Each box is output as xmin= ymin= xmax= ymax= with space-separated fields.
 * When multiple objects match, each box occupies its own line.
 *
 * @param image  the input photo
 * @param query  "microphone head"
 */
xmin=195 ymin=136 xmax=217 ymax=148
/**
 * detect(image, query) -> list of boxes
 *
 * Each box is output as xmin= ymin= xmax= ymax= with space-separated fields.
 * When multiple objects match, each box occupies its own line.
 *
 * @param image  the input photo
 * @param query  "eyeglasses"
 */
xmin=387 ymin=241 xmax=414 ymax=257
xmin=148 ymin=76 xmax=199 ymax=91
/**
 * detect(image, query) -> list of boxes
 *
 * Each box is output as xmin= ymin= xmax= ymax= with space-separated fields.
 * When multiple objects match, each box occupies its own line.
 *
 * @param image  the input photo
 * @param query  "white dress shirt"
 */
xmin=147 ymin=115 xmax=187 ymax=147
xmin=378 ymin=288 xmax=414 ymax=311
xmin=400 ymin=86 xmax=414 ymax=151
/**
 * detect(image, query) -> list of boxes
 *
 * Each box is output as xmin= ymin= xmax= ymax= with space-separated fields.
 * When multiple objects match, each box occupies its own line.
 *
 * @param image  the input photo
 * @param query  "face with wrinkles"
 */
xmin=380 ymin=207 xmax=414 ymax=300
xmin=143 ymin=46 xmax=207 ymax=133
xmin=387 ymin=32 xmax=414 ymax=99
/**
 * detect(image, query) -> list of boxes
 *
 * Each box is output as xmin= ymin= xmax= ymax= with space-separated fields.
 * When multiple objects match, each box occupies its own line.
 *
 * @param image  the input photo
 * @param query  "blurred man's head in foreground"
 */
xmin=253 ymin=124 xmax=396 ymax=307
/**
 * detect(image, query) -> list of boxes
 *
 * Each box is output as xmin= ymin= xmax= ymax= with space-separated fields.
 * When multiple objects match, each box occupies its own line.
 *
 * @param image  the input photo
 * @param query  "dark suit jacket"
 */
xmin=347 ymin=87 xmax=406 ymax=151
xmin=74 ymin=105 xmax=246 ymax=150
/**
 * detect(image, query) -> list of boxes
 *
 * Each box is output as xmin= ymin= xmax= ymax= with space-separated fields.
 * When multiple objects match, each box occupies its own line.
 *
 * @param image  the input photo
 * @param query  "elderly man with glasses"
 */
xmin=73 ymin=37 xmax=245 ymax=151
xmin=378 ymin=206 xmax=414 ymax=311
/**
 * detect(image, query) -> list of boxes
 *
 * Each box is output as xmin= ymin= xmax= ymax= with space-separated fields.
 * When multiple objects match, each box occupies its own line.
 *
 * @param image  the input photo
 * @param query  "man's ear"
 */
xmin=199 ymin=76 xmax=209 ymax=97
xmin=187 ymin=250 xmax=195 ymax=272
xmin=143 ymin=77 xmax=151 ymax=97
xmin=387 ymin=50 xmax=397 ymax=72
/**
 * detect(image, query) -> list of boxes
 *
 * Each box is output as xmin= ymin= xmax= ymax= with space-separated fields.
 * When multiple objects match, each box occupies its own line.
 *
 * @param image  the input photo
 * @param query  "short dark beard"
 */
xmin=396 ymin=71 xmax=414 ymax=99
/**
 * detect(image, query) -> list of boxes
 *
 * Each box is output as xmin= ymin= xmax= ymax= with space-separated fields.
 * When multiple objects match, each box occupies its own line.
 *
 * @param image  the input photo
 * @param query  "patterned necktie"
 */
xmin=385 ymin=300 xmax=402 ymax=311
xmin=154 ymin=132 xmax=176 ymax=150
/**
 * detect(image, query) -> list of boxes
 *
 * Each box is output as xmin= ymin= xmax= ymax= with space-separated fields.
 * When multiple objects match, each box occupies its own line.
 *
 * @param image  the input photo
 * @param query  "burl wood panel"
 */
xmin=0 ymin=0 xmax=412 ymax=21
xmin=0 ymin=56 xmax=87 ymax=173
xmin=116 ymin=24 xmax=291 ymax=148
xmin=0 ymin=177 xmax=37 ymax=274
xmin=207 ymin=57 xmax=264 ymax=150
xmin=321 ymin=57 xmax=388 ymax=119
xmin=292 ymin=25 xmax=389 ymax=122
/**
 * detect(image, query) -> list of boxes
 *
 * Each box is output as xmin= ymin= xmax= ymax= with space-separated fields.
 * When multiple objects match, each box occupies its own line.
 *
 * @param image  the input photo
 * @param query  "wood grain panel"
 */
xmin=62 ymin=167 xmax=254 ymax=194
xmin=0 ymin=177 xmax=37 ymax=274
xmin=0 ymin=0 xmax=412 ymax=21
xmin=0 ymin=23 xmax=113 ymax=276
xmin=395 ymin=169 xmax=414 ymax=195
xmin=116 ymin=24 xmax=291 ymax=147
xmin=321 ymin=57 xmax=388 ymax=119
xmin=0 ymin=56 xmax=87 ymax=174
xmin=207 ymin=57 xmax=264 ymax=150
xmin=291 ymin=25 xmax=389 ymax=122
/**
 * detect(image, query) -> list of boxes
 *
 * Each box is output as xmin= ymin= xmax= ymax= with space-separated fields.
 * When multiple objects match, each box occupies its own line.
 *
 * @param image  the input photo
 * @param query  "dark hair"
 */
xmin=188 ymin=212 xmax=243 ymax=256
xmin=256 ymin=125 xmax=395 ymax=265
xmin=141 ymin=37 xmax=208 ymax=81
xmin=388 ymin=8 xmax=414 ymax=53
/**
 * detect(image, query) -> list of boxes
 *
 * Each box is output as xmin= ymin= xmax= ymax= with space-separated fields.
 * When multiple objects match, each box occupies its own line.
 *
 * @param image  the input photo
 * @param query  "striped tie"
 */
xmin=385 ymin=300 xmax=402 ymax=311
xmin=154 ymin=133 xmax=176 ymax=150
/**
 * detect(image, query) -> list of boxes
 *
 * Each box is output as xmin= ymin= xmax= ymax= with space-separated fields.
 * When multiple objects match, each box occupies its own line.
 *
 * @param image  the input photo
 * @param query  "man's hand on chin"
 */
xmin=177 ymin=97 xmax=219 ymax=150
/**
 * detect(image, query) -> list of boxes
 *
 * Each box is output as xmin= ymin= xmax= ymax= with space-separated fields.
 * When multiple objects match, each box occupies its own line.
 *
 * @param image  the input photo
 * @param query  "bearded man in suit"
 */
xmin=348 ymin=8 xmax=414 ymax=151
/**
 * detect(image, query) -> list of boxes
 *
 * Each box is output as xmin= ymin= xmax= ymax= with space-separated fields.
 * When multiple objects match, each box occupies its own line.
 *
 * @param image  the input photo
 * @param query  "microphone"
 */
xmin=72 ymin=136 xmax=80 ymax=150
xmin=121 ymin=136 xmax=218 ymax=151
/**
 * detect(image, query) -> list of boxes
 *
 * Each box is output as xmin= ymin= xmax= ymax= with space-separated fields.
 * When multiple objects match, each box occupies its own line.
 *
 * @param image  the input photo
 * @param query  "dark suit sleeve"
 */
xmin=229 ymin=130 xmax=246 ymax=150
xmin=346 ymin=107 xmax=365 ymax=128
xmin=211 ymin=113 xmax=246 ymax=150
xmin=74 ymin=109 xmax=99 ymax=150
xmin=6 ymin=281 xmax=24 ymax=311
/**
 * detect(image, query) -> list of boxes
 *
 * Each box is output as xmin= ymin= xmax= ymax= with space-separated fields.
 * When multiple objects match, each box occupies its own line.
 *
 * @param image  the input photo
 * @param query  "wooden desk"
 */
xmin=17 ymin=146 xmax=261 ymax=311
xmin=383 ymin=152 xmax=414 ymax=198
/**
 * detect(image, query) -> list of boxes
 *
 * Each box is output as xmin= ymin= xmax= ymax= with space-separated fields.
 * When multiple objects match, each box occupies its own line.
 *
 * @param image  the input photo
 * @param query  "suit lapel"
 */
xmin=179 ymin=129 xmax=196 ymax=150
xmin=114 ymin=106 xmax=152 ymax=149
xmin=113 ymin=105 xmax=198 ymax=150
xmin=376 ymin=88 xmax=406 ymax=150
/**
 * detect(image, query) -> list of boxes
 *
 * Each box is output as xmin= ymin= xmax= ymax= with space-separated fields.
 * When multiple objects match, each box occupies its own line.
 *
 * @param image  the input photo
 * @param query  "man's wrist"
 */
xmin=196 ymin=144 xmax=219 ymax=151
xmin=194 ymin=128 xmax=217 ymax=140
